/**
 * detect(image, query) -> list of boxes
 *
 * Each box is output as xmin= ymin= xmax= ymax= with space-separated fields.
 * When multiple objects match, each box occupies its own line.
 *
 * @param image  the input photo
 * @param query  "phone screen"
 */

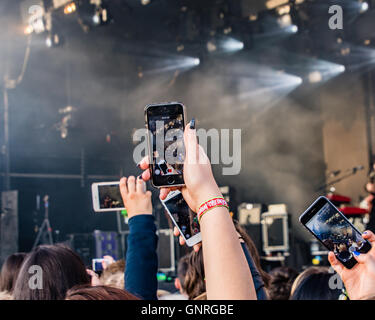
xmin=147 ymin=103 xmax=185 ymax=186
xmin=98 ymin=184 xmax=124 ymax=209
xmin=304 ymin=200 xmax=369 ymax=265
xmin=164 ymin=192 xmax=200 ymax=240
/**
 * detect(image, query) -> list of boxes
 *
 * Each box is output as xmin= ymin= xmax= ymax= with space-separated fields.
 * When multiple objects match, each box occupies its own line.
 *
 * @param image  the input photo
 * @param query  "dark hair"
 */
xmin=234 ymin=221 xmax=271 ymax=288
xmin=184 ymin=249 xmax=206 ymax=300
xmin=0 ymin=252 xmax=27 ymax=293
xmin=290 ymin=267 xmax=342 ymax=300
xmin=13 ymin=244 xmax=90 ymax=300
xmin=177 ymin=254 xmax=189 ymax=292
xmin=268 ymin=267 xmax=299 ymax=300
xmin=66 ymin=284 xmax=139 ymax=300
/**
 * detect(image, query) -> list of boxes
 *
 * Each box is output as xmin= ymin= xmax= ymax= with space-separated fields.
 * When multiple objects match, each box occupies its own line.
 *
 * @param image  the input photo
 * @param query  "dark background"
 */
xmin=0 ymin=0 xmax=374 ymax=260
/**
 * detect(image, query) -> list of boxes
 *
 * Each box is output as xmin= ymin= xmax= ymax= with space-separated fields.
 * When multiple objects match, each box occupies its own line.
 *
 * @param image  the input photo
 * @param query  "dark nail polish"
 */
xmin=354 ymin=251 xmax=360 ymax=256
xmin=137 ymin=162 xmax=141 ymax=168
xmin=363 ymin=231 xmax=368 ymax=235
xmin=138 ymin=175 xmax=143 ymax=180
xmin=190 ymin=118 xmax=195 ymax=129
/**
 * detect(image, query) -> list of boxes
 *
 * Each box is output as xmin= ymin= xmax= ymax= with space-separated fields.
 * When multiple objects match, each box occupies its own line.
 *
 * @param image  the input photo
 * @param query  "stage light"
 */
xmin=306 ymin=62 xmax=345 ymax=83
xmin=93 ymin=12 xmax=100 ymax=25
xmin=276 ymin=4 xmax=290 ymax=16
xmin=141 ymin=0 xmax=151 ymax=5
xmin=222 ymin=38 xmax=244 ymax=51
xmin=360 ymin=2 xmax=369 ymax=13
xmin=64 ymin=2 xmax=76 ymax=15
xmin=278 ymin=14 xmax=292 ymax=28
xmin=237 ymin=65 xmax=303 ymax=109
xmin=290 ymin=25 xmax=298 ymax=33
xmin=144 ymin=55 xmax=201 ymax=75
xmin=24 ymin=25 xmax=33 ymax=35
xmin=207 ymin=37 xmax=244 ymax=54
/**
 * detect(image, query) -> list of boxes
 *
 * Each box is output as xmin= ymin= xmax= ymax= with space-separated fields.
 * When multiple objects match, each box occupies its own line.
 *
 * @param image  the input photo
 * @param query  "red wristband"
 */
xmin=198 ymin=197 xmax=229 ymax=223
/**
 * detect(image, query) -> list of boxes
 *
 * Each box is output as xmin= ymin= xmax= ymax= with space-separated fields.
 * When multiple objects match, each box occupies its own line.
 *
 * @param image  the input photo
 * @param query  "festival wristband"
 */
xmin=198 ymin=197 xmax=229 ymax=223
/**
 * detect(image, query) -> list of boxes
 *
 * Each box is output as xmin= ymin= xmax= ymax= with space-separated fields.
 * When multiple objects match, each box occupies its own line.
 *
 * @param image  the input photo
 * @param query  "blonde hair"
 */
xmin=99 ymin=260 xmax=125 ymax=289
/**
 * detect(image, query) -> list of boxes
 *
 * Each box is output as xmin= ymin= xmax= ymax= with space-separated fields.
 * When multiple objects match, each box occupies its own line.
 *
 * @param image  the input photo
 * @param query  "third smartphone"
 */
xmin=145 ymin=102 xmax=186 ymax=188
xmin=299 ymin=196 xmax=371 ymax=269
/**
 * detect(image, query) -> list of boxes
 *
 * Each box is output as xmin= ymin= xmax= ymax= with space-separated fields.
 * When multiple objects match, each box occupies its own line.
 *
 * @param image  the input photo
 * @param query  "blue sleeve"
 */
xmin=241 ymin=242 xmax=268 ymax=300
xmin=125 ymin=215 xmax=158 ymax=300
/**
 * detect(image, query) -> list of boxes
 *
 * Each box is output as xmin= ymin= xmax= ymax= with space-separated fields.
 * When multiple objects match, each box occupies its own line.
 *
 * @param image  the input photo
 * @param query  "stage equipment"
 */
xmin=0 ymin=191 xmax=18 ymax=266
xmin=32 ymin=195 xmax=53 ymax=250
xmin=66 ymin=230 xmax=119 ymax=266
xmin=157 ymin=229 xmax=176 ymax=273
xmin=93 ymin=230 xmax=119 ymax=260
xmin=65 ymin=233 xmax=94 ymax=266
xmin=238 ymin=203 xmax=265 ymax=254
xmin=261 ymin=204 xmax=289 ymax=254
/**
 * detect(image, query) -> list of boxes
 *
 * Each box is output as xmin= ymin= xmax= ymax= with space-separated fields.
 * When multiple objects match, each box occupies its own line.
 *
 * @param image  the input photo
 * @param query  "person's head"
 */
xmin=0 ymin=252 xmax=27 ymax=293
xmin=184 ymin=249 xmax=206 ymax=300
xmin=174 ymin=254 xmax=189 ymax=295
xmin=268 ymin=267 xmax=298 ymax=300
xmin=13 ymin=244 xmax=90 ymax=300
xmin=234 ymin=221 xmax=271 ymax=288
xmin=65 ymin=284 xmax=139 ymax=300
xmin=100 ymin=259 xmax=125 ymax=289
xmin=290 ymin=266 xmax=342 ymax=300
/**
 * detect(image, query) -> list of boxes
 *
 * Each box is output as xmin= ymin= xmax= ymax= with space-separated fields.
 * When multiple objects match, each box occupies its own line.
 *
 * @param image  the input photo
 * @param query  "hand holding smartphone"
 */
xmin=145 ymin=102 xmax=186 ymax=188
xmin=300 ymin=196 xmax=371 ymax=269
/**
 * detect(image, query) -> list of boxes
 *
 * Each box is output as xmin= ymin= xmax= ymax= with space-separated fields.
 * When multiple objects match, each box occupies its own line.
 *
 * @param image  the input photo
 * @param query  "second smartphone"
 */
xmin=145 ymin=102 xmax=186 ymax=188
xmin=299 ymin=196 xmax=371 ymax=269
xmin=161 ymin=190 xmax=201 ymax=247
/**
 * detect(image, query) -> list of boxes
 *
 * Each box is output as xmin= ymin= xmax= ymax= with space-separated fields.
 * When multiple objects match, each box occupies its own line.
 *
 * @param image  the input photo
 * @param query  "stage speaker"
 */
xmin=65 ymin=233 xmax=94 ymax=267
xmin=1 ymin=191 xmax=19 ymax=266
xmin=157 ymin=229 xmax=176 ymax=273
xmin=238 ymin=203 xmax=265 ymax=254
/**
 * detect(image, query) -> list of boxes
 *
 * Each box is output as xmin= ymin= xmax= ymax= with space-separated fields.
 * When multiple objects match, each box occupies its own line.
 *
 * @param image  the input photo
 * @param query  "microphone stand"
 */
xmin=32 ymin=195 xmax=53 ymax=250
xmin=316 ymin=168 xmax=363 ymax=193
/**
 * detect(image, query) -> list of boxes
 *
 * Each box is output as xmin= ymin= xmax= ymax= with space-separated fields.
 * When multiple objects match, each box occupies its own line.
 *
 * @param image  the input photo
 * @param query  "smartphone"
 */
xmin=91 ymin=182 xmax=125 ymax=212
xmin=161 ymin=190 xmax=201 ymax=247
xmin=145 ymin=102 xmax=186 ymax=188
xmin=92 ymin=258 xmax=111 ymax=272
xmin=299 ymin=196 xmax=371 ymax=269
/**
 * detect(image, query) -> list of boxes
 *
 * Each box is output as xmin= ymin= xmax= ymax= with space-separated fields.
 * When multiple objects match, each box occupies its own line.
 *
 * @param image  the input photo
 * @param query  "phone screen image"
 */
xmin=98 ymin=184 xmax=124 ymax=209
xmin=147 ymin=103 xmax=185 ymax=186
xmin=305 ymin=202 xmax=367 ymax=263
xmin=164 ymin=192 xmax=200 ymax=240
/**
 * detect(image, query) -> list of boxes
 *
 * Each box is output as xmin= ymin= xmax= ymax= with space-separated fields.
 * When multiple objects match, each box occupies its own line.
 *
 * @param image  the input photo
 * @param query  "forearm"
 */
xmin=125 ymin=214 xmax=158 ymax=300
xmin=200 ymin=207 xmax=257 ymax=300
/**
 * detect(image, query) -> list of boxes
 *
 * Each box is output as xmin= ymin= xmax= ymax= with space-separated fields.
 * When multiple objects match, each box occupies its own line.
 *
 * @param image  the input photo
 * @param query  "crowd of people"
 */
xmin=1 ymin=121 xmax=375 ymax=300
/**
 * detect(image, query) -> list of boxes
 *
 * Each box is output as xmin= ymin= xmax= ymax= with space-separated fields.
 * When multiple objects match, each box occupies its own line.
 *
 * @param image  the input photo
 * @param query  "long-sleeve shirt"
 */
xmin=125 ymin=214 xmax=158 ymax=300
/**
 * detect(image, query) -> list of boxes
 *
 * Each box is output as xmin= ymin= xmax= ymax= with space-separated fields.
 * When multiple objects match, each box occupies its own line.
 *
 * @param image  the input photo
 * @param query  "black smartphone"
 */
xmin=300 ymin=196 xmax=371 ymax=269
xmin=145 ymin=102 xmax=186 ymax=188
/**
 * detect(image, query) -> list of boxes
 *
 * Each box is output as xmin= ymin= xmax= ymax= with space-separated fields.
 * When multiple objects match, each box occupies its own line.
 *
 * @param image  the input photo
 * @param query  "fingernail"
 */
xmin=138 ymin=175 xmax=143 ymax=180
xmin=137 ymin=162 xmax=141 ymax=168
xmin=354 ymin=251 xmax=360 ymax=256
xmin=363 ymin=231 xmax=368 ymax=235
xmin=190 ymin=118 xmax=195 ymax=130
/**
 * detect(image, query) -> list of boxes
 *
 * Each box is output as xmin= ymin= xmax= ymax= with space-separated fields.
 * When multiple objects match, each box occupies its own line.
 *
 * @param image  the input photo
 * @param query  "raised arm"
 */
xmin=120 ymin=176 xmax=158 ymax=300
